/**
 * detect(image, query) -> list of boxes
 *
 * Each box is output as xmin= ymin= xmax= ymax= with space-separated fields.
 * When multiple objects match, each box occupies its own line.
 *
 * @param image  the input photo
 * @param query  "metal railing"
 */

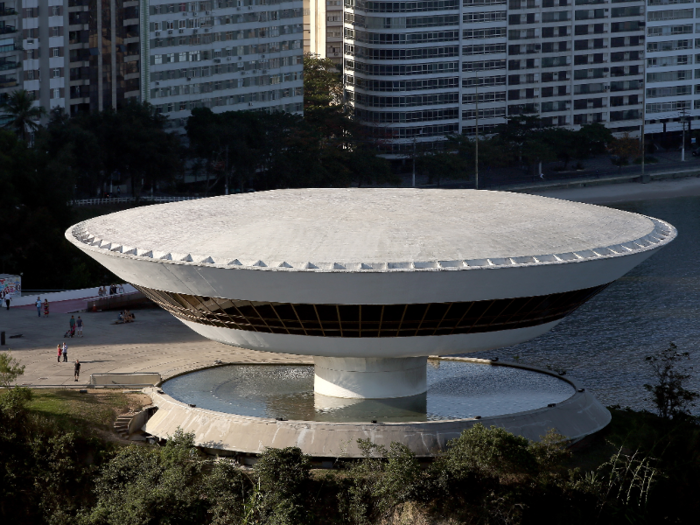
xmin=70 ymin=195 xmax=204 ymax=207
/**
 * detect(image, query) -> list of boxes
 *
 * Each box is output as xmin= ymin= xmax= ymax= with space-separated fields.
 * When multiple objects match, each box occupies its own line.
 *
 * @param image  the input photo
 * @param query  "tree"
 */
xmin=0 ymin=89 xmax=47 ymax=142
xmin=644 ymin=342 xmax=699 ymax=420
xmin=0 ymin=353 xmax=24 ymax=388
xmin=491 ymin=115 xmax=556 ymax=176
xmin=610 ymin=132 xmax=640 ymax=170
xmin=578 ymin=122 xmax=614 ymax=155
xmin=415 ymin=134 xmax=473 ymax=187
xmin=303 ymin=53 xmax=342 ymax=111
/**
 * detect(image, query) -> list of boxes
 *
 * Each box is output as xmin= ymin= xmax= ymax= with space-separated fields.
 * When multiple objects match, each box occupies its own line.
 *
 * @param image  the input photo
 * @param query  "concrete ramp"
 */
xmin=90 ymin=372 xmax=161 ymax=388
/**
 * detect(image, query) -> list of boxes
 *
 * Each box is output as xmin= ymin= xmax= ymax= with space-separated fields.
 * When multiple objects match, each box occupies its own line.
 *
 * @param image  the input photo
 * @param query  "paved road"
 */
xmin=0 ymin=305 xmax=312 ymax=388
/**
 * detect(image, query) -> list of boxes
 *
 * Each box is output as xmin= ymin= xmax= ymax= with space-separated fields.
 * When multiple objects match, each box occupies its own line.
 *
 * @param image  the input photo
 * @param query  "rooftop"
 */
xmin=68 ymin=189 xmax=675 ymax=272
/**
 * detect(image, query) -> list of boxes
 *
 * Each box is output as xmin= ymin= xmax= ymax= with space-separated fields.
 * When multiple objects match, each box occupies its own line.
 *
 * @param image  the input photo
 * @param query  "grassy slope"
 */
xmin=25 ymin=389 xmax=149 ymax=435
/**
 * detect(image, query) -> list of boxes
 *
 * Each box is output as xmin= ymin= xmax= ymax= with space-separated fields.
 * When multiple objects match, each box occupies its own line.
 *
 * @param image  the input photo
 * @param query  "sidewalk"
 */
xmin=0 ymin=306 xmax=312 ymax=388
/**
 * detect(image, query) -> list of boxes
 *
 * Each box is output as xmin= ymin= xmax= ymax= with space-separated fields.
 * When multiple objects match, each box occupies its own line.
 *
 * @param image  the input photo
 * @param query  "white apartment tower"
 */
xmin=326 ymin=0 xmax=342 ymax=63
xmin=302 ymin=0 xmax=342 ymax=65
xmin=144 ymin=0 xmax=304 ymax=130
xmin=343 ymin=0 xmax=650 ymax=154
xmin=0 ymin=0 xmax=22 ymax=122
xmin=20 ymin=0 xmax=68 ymax=113
xmin=645 ymin=2 xmax=700 ymax=135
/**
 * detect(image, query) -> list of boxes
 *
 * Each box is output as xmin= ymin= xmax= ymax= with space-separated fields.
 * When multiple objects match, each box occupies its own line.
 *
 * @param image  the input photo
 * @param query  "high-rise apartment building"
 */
xmin=0 ymin=1 xmax=21 ymax=124
xmin=343 ymin=0 xmax=651 ymax=154
xmin=144 ymin=0 xmax=304 ymax=130
xmin=645 ymin=2 xmax=699 ymax=135
xmin=304 ymin=0 xmax=325 ymax=55
xmin=3 ymin=0 xmax=303 ymax=132
xmin=302 ymin=0 xmax=341 ymax=65
xmin=326 ymin=0 xmax=342 ymax=63
xmin=7 ymin=0 xmax=141 ymax=117
xmin=68 ymin=0 xmax=141 ymax=114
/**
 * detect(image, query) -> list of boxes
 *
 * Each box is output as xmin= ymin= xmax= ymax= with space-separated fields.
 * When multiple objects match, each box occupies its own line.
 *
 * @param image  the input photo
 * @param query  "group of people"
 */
xmin=98 ymin=284 xmax=125 ymax=297
xmin=117 ymin=310 xmax=135 ymax=323
xmin=56 ymin=343 xmax=81 ymax=381
xmin=35 ymin=297 xmax=50 ymax=317
xmin=64 ymin=315 xmax=84 ymax=337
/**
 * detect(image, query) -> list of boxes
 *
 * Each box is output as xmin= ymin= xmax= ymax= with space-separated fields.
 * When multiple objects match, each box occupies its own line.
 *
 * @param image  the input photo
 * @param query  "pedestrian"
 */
xmin=69 ymin=315 xmax=76 ymax=337
xmin=74 ymin=359 xmax=81 ymax=382
xmin=43 ymin=298 xmax=50 ymax=317
xmin=36 ymin=296 xmax=42 ymax=317
xmin=76 ymin=316 xmax=83 ymax=337
xmin=62 ymin=342 xmax=68 ymax=362
xmin=4 ymin=295 xmax=9 ymax=311
xmin=57 ymin=344 xmax=62 ymax=363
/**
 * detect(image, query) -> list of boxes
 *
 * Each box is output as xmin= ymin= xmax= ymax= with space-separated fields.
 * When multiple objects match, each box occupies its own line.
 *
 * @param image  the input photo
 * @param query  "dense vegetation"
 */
xmin=1 ymin=347 xmax=698 ymax=525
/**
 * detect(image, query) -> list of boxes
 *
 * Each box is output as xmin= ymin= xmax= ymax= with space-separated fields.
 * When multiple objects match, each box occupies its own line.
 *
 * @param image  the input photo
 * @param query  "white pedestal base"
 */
xmin=314 ymin=356 xmax=427 ymax=399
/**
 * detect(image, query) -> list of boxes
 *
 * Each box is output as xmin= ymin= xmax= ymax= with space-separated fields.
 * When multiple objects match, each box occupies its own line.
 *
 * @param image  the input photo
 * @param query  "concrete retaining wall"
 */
xmin=90 ymin=372 xmax=161 ymax=387
xmin=142 ymin=359 xmax=611 ymax=458
xmin=15 ymin=284 xmax=136 ymax=306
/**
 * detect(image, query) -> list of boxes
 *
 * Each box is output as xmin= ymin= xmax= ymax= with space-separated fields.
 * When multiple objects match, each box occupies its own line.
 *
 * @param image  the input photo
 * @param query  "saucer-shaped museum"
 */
xmin=66 ymin=189 xmax=676 ymax=399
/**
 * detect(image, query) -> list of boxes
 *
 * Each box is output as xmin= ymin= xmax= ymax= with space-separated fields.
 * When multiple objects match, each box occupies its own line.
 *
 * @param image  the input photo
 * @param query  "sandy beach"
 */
xmin=527 ymin=175 xmax=700 ymax=204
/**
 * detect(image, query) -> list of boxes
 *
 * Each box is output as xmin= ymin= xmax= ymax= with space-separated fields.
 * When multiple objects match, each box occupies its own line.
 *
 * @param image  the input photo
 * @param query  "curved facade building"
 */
xmin=344 ymin=0 xmax=469 ymax=155
xmin=66 ymin=189 xmax=675 ymax=398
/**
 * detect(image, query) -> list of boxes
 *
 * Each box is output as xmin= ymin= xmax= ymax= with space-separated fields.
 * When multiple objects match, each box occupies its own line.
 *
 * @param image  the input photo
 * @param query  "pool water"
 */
xmin=162 ymin=360 xmax=574 ymax=423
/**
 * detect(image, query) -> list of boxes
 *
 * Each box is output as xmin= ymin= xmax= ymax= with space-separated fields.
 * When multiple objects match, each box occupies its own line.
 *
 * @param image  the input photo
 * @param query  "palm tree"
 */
xmin=0 ymin=89 xmax=47 ymax=142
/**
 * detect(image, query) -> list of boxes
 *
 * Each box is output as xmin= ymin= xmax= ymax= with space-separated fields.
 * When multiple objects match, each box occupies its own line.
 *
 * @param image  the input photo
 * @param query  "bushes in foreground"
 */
xmin=2 ymin=380 xmax=699 ymax=524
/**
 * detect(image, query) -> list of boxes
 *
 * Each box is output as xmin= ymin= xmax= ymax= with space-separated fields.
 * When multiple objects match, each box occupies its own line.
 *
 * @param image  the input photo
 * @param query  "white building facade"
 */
xmin=343 ymin=0 xmax=652 ymax=154
xmin=144 ymin=0 xmax=304 ymax=130
xmin=644 ymin=1 xmax=700 ymax=134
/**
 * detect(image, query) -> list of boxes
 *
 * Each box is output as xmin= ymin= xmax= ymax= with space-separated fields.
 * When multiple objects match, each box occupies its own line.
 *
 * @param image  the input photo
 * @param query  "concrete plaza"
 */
xmin=0 ymin=305 xmax=312 ymax=387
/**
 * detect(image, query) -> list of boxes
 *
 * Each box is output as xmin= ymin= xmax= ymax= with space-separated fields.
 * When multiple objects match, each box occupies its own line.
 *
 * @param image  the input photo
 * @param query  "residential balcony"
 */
xmin=0 ymin=25 xmax=17 ymax=35
xmin=0 ymin=8 xmax=19 ymax=17
xmin=0 ymin=41 xmax=21 ymax=53
xmin=0 ymin=61 xmax=18 ymax=71
xmin=0 ymin=76 xmax=18 ymax=88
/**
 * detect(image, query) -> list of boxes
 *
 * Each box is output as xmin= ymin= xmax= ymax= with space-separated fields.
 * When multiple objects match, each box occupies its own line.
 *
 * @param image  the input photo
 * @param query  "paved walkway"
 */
xmin=0 ymin=306 xmax=312 ymax=388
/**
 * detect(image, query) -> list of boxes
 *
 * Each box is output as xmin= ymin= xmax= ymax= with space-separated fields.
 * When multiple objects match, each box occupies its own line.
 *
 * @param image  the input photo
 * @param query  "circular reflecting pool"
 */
xmin=162 ymin=360 xmax=575 ymax=423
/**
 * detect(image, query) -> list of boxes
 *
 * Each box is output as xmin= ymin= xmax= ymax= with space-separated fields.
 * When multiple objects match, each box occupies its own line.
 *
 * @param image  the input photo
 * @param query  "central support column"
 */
xmin=314 ymin=356 xmax=428 ymax=399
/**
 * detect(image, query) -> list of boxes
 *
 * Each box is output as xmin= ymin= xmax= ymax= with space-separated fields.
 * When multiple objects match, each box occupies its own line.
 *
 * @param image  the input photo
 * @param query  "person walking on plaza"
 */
xmin=76 ymin=316 xmax=83 ymax=337
xmin=36 ymin=296 xmax=42 ymax=317
xmin=62 ymin=342 xmax=68 ymax=362
xmin=69 ymin=315 xmax=76 ymax=337
xmin=57 ymin=344 xmax=62 ymax=363
xmin=74 ymin=359 xmax=81 ymax=382
xmin=4 ymin=295 xmax=9 ymax=310
xmin=43 ymin=299 xmax=50 ymax=317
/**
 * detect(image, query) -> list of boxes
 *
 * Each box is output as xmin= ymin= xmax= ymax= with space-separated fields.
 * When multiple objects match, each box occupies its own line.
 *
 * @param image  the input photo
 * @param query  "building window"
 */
xmin=137 ymin=284 xmax=608 ymax=338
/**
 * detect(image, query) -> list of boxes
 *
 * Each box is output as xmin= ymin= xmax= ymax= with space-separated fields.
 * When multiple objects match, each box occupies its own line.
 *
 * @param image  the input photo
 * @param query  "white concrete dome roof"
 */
xmin=67 ymin=189 xmax=675 ymax=272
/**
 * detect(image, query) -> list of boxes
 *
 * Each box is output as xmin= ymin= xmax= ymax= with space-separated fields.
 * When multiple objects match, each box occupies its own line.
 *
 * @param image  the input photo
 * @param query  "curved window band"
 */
xmin=135 ymin=284 xmax=608 ymax=338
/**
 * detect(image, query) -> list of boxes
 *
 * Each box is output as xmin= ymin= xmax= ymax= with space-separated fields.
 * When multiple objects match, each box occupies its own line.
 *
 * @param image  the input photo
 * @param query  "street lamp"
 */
xmin=411 ymin=129 xmax=423 ymax=188
xmin=680 ymin=109 xmax=688 ymax=162
xmin=641 ymin=79 xmax=648 ymax=184
xmin=474 ymin=68 xmax=479 ymax=190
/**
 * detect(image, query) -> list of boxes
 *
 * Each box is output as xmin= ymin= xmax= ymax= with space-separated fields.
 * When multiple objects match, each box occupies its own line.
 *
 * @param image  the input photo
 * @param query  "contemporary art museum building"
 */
xmin=66 ymin=189 xmax=676 ymax=400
